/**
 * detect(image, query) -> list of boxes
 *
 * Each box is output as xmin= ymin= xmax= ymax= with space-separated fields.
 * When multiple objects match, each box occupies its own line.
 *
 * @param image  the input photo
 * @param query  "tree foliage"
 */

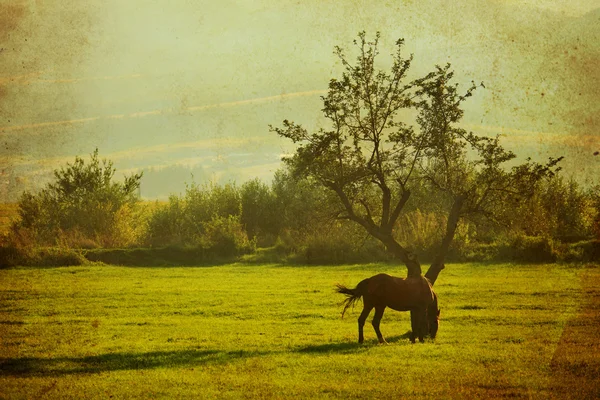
xmin=13 ymin=149 xmax=143 ymax=247
xmin=503 ymin=176 xmax=596 ymax=241
xmin=240 ymin=178 xmax=279 ymax=245
xmin=144 ymin=181 xmax=253 ymax=255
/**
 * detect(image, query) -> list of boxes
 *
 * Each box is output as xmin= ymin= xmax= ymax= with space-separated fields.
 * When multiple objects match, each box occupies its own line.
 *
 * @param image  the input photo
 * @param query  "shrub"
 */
xmin=394 ymin=209 xmax=445 ymax=255
xmin=106 ymin=202 xmax=149 ymax=247
xmin=240 ymin=179 xmax=279 ymax=246
xmin=84 ymin=247 xmax=186 ymax=266
xmin=34 ymin=247 xmax=87 ymax=266
xmin=144 ymin=182 xmax=243 ymax=250
xmin=456 ymin=242 xmax=501 ymax=262
xmin=272 ymin=229 xmax=304 ymax=257
xmin=203 ymin=215 xmax=255 ymax=256
xmin=0 ymin=241 xmax=86 ymax=267
xmin=300 ymin=223 xmax=389 ymax=264
xmin=508 ymin=235 xmax=557 ymax=263
xmin=560 ymin=240 xmax=600 ymax=263
xmin=11 ymin=149 xmax=142 ymax=248
xmin=144 ymin=197 xmax=187 ymax=247
xmin=303 ymin=231 xmax=357 ymax=264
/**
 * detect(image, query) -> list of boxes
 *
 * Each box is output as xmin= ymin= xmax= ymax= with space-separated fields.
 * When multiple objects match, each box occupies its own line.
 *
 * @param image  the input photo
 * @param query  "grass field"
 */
xmin=1 ymin=262 xmax=599 ymax=399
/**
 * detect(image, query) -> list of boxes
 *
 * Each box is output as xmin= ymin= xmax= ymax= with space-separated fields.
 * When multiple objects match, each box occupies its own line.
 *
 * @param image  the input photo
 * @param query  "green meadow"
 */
xmin=1 ymin=262 xmax=599 ymax=399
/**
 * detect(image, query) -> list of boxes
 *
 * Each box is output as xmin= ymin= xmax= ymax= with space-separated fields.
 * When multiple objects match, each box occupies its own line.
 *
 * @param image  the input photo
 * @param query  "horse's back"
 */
xmin=366 ymin=273 xmax=434 ymax=311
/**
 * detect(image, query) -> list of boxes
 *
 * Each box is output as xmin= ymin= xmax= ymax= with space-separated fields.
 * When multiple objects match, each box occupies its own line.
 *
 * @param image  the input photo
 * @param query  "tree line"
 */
xmin=1 ymin=147 xmax=598 ymax=267
xmin=2 ymin=32 xmax=599 ymax=268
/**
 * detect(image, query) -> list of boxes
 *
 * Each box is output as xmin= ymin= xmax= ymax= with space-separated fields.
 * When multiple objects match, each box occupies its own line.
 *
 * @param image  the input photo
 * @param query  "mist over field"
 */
xmin=1 ymin=0 xmax=599 ymax=201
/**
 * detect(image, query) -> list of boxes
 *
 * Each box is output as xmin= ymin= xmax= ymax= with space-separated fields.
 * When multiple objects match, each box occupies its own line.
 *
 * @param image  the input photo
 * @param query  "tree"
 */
xmin=270 ymin=169 xmax=333 ymax=239
xmin=145 ymin=180 xmax=245 ymax=248
xmin=272 ymin=32 xmax=561 ymax=282
xmin=12 ymin=149 xmax=143 ymax=246
xmin=589 ymin=184 xmax=600 ymax=241
xmin=498 ymin=176 xmax=595 ymax=241
xmin=240 ymin=178 xmax=278 ymax=244
xmin=410 ymin=64 xmax=562 ymax=282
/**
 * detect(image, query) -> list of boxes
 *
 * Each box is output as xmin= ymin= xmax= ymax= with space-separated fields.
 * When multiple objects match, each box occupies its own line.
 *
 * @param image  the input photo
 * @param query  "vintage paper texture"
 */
xmin=1 ymin=0 xmax=599 ymax=200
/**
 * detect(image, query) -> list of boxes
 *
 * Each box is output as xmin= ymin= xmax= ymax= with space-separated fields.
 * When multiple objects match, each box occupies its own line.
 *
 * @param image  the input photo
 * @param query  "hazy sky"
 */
xmin=1 ymin=0 xmax=599 ymax=200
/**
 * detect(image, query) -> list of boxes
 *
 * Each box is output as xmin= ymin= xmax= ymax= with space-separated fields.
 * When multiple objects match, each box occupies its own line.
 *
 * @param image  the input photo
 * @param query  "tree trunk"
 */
xmin=425 ymin=194 xmax=466 ymax=285
xmin=379 ymin=234 xmax=423 ymax=278
xmin=329 ymin=184 xmax=420 ymax=276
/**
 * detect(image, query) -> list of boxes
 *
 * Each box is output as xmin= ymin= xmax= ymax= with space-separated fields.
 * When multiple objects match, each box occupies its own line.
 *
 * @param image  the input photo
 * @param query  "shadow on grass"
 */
xmin=0 ymin=349 xmax=268 ymax=377
xmin=295 ymin=341 xmax=365 ymax=354
xmin=295 ymin=331 xmax=414 ymax=354
xmin=384 ymin=331 xmax=413 ymax=343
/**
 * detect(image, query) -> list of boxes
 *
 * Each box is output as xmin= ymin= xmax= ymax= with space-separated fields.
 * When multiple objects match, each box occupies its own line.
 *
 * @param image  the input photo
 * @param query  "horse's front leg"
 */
xmin=372 ymin=305 xmax=387 ymax=344
xmin=357 ymin=305 xmax=373 ymax=344
xmin=410 ymin=308 xmax=426 ymax=343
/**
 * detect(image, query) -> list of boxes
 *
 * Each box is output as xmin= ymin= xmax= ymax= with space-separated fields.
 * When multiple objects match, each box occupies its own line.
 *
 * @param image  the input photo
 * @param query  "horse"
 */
xmin=336 ymin=274 xmax=440 ymax=344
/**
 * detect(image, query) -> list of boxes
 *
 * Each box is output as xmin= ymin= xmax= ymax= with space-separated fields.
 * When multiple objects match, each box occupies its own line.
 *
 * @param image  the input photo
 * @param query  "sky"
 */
xmin=1 ymin=0 xmax=599 ymax=201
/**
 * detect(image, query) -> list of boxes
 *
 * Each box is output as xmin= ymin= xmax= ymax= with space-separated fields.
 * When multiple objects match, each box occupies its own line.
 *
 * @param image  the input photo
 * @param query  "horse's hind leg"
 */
xmin=357 ymin=304 xmax=373 ymax=344
xmin=372 ymin=305 xmax=387 ymax=344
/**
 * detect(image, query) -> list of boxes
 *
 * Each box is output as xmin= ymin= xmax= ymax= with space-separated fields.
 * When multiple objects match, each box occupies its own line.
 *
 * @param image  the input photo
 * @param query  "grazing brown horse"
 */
xmin=336 ymin=274 xmax=439 ymax=344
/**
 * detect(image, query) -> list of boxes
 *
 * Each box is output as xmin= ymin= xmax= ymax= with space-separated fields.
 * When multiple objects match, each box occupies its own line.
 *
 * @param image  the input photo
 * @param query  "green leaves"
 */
xmin=13 ymin=149 xmax=143 ymax=246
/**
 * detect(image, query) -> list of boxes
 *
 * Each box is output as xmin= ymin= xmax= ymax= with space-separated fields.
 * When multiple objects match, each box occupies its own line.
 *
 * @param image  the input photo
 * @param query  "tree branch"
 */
xmin=385 ymin=189 xmax=411 ymax=233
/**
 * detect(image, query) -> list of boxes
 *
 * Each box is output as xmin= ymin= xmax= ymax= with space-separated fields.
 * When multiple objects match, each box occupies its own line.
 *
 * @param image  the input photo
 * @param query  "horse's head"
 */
xmin=428 ymin=307 xmax=440 ymax=338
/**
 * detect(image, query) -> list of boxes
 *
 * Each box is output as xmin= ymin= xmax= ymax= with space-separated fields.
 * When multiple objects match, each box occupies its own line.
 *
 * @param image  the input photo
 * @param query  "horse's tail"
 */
xmin=335 ymin=279 xmax=368 ymax=318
